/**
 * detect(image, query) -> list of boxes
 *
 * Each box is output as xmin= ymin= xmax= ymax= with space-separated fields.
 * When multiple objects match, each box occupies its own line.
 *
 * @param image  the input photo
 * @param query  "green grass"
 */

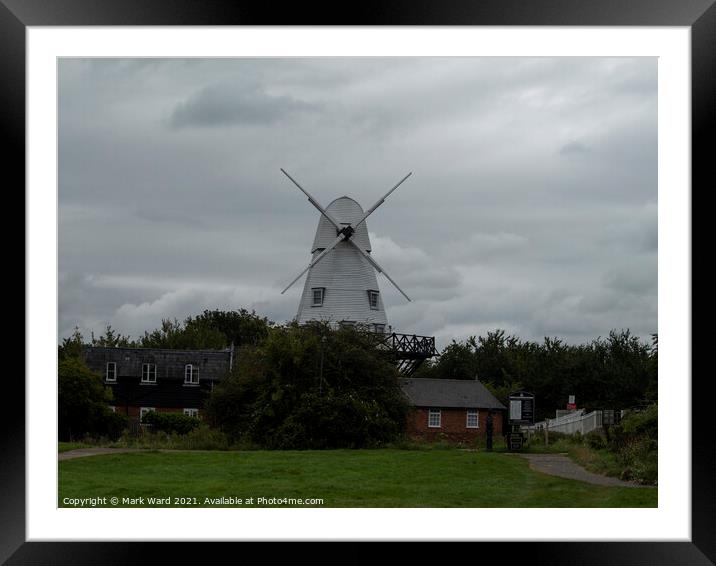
xmin=59 ymin=449 xmax=656 ymax=508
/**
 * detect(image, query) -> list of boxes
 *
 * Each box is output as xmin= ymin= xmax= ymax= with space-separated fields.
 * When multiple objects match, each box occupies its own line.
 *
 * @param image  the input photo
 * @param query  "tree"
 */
xmin=138 ymin=318 xmax=226 ymax=349
xmin=58 ymin=356 xmax=125 ymax=441
xmin=185 ymin=308 xmax=272 ymax=347
xmin=206 ymin=322 xmax=410 ymax=448
xmin=91 ymin=325 xmax=135 ymax=348
xmin=59 ymin=327 xmax=85 ymax=361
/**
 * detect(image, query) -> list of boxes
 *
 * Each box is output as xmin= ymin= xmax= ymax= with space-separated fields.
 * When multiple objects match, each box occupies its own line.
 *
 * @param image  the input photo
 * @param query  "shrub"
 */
xmin=584 ymin=430 xmax=607 ymax=450
xmin=206 ymin=322 xmax=410 ymax=449
xmin=142 ymin=411 xmax=201 ymax=435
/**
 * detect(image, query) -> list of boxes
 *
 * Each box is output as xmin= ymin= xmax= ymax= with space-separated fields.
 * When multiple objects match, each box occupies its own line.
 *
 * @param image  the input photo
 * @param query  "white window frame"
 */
xmin=466 ymin=409 xmax=479 ymax=428
xmin=108 ymin=405 xmax=116 ymax=413
xmin=428 ymin=409 xmax=441 ymax=428
xmin=139 ymin=407 xmax=155 ymax=422
xmin=141 ymin=363 xmax=157 ymax=383
xmin=184 ymin=364 xmax=199 ymax=385
xmin=312 ymin=287 xmax=325 ymax=307
xmin=183 ymin=408 xmax=199 ymax=418
xmin=105 ymin=362 xmax=117 ymax=382
xmin=374 ymin=324 xmax=385 ymax=333
xmin=368 ymin=290 xmax=380 ymax=310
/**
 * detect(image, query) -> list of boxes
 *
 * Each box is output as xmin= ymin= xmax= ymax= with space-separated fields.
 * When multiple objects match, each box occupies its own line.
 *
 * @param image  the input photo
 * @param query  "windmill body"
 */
xmin=280 ymin=168 xmax=412 ymax=332
xmin=296 ymin=196 xmax=387 ymax=330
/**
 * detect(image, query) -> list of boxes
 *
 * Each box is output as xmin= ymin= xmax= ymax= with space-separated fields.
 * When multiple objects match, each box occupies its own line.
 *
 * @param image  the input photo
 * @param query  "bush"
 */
xmin=142 ymin=411 xmax=201 ymax=435
xmin=97 ymin=412 xmax=129 ymax=441
xmin=206 ymin=322 xmax=410 ymax=449
xmin=584 ymin=430 xmax=607 ymax=450
xmin=58 ymin=357 xmax=115 ymax=441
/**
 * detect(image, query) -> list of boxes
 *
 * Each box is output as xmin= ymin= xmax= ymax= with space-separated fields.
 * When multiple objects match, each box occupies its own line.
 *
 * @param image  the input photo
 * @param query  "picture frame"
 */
xmin=8 ymin=0 xmax=711 ymax=563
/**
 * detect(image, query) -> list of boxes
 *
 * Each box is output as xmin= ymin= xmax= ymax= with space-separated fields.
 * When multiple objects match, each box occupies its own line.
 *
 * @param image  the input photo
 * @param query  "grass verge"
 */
xmin=59 ymin=449 xmax=656 ymax=508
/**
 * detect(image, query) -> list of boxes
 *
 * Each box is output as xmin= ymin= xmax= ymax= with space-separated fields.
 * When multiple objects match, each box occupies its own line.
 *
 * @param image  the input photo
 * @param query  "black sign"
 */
xmin=508 ymin=432 xmax=524 ymax=451
xmin=508 ymin=391 xmax=535 ymax=425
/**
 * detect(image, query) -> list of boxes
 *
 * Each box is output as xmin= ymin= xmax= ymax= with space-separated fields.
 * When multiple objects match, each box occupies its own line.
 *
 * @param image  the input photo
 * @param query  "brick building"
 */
xmin=83 ymin=346 xmax=233 ymax=421
xmin=400 ymin=378 xmax=506 ymax=443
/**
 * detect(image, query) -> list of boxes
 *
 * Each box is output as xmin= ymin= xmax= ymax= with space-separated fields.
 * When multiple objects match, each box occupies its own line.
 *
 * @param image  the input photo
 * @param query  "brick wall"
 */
xmin=406 ymin=407 xmax=503 ymax=443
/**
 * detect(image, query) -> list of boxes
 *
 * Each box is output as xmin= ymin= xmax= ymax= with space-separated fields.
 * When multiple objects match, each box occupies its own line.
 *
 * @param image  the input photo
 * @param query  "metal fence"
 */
xmin=524 ymin=409 xmax=604 ymax=436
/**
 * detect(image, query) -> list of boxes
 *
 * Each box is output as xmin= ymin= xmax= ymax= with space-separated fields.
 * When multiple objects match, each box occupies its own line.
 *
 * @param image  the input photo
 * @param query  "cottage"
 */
xmin=82 ymin=346 xmax=233 ymax=421
xmin=400 ymin=378 xmax=506 ymax=443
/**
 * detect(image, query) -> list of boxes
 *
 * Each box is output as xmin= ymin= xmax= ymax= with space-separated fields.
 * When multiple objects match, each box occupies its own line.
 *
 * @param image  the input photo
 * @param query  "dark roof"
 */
xmin=400 ymin=378 xmax=506 ymax=410
xmin=82 ymin=346 xmax=232 ymax=382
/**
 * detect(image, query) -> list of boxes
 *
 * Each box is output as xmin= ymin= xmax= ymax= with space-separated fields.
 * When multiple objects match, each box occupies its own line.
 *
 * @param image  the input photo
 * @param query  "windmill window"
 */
xmin=466 ymin=409 xmax=479 ymax=428
xmin=105 ymin=362 xmax=117 ymax=382
xmin=184 ymin=408 xmax=199 ymax=418
xmin=312 ymin=288 xmax=325 ymax=307
xmin=374 ymin=324 xmax=385 ymax=333
xmin=428 ymin=409 xmax=441 ymax=428
xmin=368 ymin=290 xmax=379 ymax=310
xmin=141 ymin=363 xmax=157 ymax=383
xmin=184 ymin=364 xmax=199 ymax=385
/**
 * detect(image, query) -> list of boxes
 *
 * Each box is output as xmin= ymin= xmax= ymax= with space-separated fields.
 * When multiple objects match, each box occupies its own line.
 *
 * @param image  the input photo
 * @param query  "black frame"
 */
xmin=8 ymin=0 xmax=711 ymax=564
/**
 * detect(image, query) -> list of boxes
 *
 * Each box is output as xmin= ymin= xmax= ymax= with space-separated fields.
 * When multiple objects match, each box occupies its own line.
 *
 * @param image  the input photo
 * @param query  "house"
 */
xmin=400 ymin=378 xmax=506 ymax=443
xmin=82 ymin=346 xmax=233 ymax=421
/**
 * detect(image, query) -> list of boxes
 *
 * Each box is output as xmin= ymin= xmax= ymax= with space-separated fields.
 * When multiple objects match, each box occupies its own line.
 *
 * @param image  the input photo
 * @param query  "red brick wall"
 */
xmin=406 ymin=407 xmax=503 ymax=443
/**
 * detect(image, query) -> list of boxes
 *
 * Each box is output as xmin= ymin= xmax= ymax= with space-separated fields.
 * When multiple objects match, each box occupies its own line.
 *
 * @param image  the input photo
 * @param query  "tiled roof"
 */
xmin=400 ymin=378 xmax=506 ymax=410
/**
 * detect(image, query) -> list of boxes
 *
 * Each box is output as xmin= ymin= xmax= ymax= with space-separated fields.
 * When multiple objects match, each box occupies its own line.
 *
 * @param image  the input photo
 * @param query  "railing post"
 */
xmin=544 ymin=418 xmax=549 ymax=446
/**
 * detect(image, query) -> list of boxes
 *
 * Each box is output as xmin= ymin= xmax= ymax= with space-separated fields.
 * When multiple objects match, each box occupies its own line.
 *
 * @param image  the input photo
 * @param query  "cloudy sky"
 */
xmin=58 ymin=57 xmax=657 ymax=349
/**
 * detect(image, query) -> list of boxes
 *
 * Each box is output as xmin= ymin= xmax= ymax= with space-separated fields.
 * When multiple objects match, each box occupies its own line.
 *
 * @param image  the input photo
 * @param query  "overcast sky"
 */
xmin=58 ymin=57 xmax=657 ymax=350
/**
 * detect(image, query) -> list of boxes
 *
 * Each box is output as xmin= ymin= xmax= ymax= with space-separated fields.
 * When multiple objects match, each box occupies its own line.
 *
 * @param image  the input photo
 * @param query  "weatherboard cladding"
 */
xmin=297 ymin=196 xmax=387 ymax=326
xmin=311 ymin=196 xmax=371 ymax=253
xmin=83 ymin=346 xmax=232 ymax=410
xmin=83 ymin=346 xmax=232 ymax=381
xmin=400 ymin=378 xmax=507 ymax=410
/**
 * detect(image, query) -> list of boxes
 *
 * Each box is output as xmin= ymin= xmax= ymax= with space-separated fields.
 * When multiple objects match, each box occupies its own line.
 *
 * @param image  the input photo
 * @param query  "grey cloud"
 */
xmin=560 ymin=141 xmax=590 ymax=155
xmin=169 ymin=82 xmax=314 ymax=128
xmin=58 ymin=57 xmax=658 ymax=347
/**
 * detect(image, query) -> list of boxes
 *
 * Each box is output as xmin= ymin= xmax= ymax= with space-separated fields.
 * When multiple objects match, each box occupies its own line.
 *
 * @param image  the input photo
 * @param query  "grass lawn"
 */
xmin=59 ymin=449 xmax=657 ymax=507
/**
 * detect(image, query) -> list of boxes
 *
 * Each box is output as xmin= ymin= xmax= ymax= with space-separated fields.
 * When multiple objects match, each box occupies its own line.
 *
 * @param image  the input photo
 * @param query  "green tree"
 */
xmin=206 ymin=322 xmax=409 ymax=449
xmin=59 ymin=327 xmax=85 ymax=361
xmin=91 ymin=325 xmax=135 ymax=347
xmin=58 ymin=356 xmax=124 ymax=441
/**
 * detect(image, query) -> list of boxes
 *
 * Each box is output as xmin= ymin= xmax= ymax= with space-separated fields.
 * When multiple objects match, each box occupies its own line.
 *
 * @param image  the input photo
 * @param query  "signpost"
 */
xmin=566 ymin=395 xmax=576 ymax=410
xmin=507 ymin=391 xmax=535 ymax=451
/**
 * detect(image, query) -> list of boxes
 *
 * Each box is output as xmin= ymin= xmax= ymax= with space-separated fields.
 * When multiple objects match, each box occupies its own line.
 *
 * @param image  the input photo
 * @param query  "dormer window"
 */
xmin=105 ymin=362 xmax=117 ymax=382
xmin=141 ymin=363 xmax=157 ymax=383
xmin=312 ymin=287 xmax=325 ymax=307
xmin=184 ymin=364 xmax=199 ymax=385
xmin=368 ymin=290 xmax=380 ymax=310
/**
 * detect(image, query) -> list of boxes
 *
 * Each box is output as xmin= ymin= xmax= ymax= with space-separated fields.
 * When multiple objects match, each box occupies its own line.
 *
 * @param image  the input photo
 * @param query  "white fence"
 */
xmin=523 ymin=409 xmax=603 ymax=436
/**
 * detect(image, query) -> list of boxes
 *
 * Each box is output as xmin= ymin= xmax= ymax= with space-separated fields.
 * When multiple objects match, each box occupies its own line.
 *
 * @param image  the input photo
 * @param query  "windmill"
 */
xmin=280 ymin=168 xmax=413 ymax=332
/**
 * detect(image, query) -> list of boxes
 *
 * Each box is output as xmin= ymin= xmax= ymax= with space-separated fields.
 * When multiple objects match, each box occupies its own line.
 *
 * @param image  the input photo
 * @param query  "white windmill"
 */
xmin=280 ymin=168 xmax=413 ymax=332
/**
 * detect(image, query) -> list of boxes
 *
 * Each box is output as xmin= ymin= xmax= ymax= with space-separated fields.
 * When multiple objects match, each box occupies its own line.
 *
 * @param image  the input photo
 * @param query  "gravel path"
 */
xmin=515 ymin=453 xmax=645 ymax=487
xmin=58 ymin=447 xmax=151 ymax=461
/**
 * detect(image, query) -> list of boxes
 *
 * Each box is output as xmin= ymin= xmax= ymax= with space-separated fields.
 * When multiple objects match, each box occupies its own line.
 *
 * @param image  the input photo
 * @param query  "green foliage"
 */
xmin=206 ymin=322 xmax=410 ymax=449
xmin=91 ymin=325 xmax=134 ymax=348
xmin=58 ymin=357 xmax=122 ymax=441
xmin=186 ymin=308 xmax=272 ymax=348
xmin=141 ymin=411 xmax=201 ymax=435
xmin=137 ymin=309 xmax=272 ymax=350
xmin=59 ymin=327 xmax=86 ymax=361
xmin=426 ymin=329 xmax=657 ymax=420
xmin=138 ymin=318 xmax=227 ymax=350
